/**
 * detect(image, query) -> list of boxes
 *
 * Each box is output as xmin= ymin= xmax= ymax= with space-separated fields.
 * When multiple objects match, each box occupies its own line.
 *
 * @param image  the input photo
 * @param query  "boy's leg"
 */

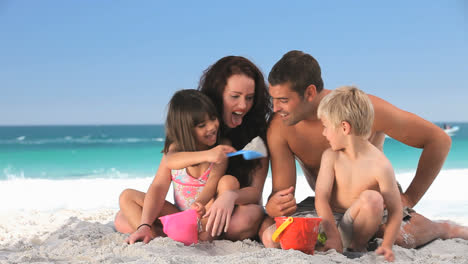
xmin=345 ymin=190 xmax=385 ymax=251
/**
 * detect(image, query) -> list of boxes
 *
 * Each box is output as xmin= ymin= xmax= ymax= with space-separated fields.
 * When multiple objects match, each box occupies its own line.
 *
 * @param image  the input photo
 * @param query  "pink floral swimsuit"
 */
xmin=171 ymin=163 xmax=213 ymax=211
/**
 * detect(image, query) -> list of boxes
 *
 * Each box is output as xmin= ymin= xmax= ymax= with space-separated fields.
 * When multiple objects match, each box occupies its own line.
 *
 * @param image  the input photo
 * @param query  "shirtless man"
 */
xmin=260 ymin=50 xmax=466 ymax=249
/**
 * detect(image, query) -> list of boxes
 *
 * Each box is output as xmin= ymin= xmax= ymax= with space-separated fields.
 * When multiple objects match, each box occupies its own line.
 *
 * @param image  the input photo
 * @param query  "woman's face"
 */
xmin=222 ymin=74 xmax=255 ymax=128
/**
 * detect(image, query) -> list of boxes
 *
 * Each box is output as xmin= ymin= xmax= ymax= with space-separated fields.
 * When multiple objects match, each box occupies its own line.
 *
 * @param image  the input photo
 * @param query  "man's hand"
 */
xmin=376 ymin=246 xmax=395 ymax=262
xmin=265 ymin=186 xmax=296 ymax=217
xmin=125 ymin=225 xmax=154 ymax=244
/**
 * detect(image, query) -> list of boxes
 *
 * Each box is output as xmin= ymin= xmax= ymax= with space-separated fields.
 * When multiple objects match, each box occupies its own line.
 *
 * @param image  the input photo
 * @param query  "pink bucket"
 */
xmin=159 ymin=209 xmax=199 ymax=246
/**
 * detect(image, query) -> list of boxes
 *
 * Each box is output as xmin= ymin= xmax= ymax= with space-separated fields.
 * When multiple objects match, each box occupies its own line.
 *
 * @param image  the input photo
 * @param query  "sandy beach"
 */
xmin=1 ymin=209 xmax=468 ymax=264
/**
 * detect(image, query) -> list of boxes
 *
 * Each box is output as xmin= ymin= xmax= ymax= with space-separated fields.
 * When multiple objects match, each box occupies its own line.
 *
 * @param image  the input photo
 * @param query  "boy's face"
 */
xmin=321 ymin=117 xmax=345 ymax=151
xmin=269 ymin=83 xmax=308 ymax=126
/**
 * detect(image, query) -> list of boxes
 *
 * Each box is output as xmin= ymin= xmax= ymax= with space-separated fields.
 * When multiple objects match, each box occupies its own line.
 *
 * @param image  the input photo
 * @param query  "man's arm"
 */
xmin=315 ymin=149 xmax=343 ymax=253
xmin=370 ymin=95 xmax=451 ymax=207
xmin=265 ymin=116 xmax=297 ymax=217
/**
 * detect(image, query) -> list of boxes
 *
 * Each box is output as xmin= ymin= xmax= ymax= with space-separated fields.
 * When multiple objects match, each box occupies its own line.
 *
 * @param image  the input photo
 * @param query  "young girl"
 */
xmin=116 ymin=89 xmax=238 ymax=243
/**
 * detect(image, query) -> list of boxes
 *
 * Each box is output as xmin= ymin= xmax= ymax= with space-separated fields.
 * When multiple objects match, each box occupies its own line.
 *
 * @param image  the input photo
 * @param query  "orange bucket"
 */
xmin=272 ymin=217 xmax=322 ymax=255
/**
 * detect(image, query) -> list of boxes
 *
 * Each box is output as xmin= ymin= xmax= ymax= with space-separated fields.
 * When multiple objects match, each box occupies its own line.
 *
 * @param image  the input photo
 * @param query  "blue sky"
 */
xmin=1 ymin=1 xmax=466 ymax=125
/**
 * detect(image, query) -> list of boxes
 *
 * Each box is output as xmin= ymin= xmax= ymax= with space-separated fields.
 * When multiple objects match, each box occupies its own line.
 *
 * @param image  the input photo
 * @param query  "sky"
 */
xmin=1 ymin=0 xmax=466 ymax=125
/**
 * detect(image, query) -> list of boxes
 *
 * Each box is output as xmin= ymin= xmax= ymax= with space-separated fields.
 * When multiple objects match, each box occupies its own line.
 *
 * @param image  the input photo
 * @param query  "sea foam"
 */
xmin=1 ymin=169 xmax=467 ymax=225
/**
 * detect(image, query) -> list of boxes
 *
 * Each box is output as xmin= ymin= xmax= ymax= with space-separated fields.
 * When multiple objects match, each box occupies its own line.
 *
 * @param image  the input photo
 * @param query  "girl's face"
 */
xmin=222 ymin=74 xmax=255 ymax=128
xmin=194 ymin=116 xmax=219 ymax=149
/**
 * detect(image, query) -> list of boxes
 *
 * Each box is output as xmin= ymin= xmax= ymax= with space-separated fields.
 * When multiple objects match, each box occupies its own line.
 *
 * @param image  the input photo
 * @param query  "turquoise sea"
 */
xmin=1 ymin=123 xmax=467 ymax=224
xmin=1 ymin=123 xmax=467 ymax=181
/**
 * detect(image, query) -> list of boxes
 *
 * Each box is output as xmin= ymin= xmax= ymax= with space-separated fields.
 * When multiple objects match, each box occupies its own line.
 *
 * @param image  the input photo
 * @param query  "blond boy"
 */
xmin=315 ymin=86 xmax=402 ymax=262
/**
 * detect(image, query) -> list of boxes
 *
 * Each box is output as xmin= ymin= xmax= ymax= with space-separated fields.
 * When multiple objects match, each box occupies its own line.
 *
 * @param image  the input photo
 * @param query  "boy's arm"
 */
xmin=315 ymin=149 xmax=343 ymax=253
xmin=371 ymin=95 xmax=451 ymax=207
xmin=376 ymin=162 xmax=403 ymax=257
xmin=166 ymin=143 xmax=236 ymax=170
xmin=265 ymin=116 xmax=297 ymax=217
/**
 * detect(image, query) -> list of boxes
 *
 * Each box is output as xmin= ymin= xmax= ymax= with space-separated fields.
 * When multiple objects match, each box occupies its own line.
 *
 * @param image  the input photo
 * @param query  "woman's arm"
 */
xmin=233 ymin=157 xmax=269 ymax=205
xmin=204 ymin=157 xmax=269 ymax=237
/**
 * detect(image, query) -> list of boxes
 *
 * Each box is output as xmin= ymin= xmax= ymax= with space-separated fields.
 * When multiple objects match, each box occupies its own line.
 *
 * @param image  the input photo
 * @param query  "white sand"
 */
xmin=1 ymin=209 xmax=468 ymax=264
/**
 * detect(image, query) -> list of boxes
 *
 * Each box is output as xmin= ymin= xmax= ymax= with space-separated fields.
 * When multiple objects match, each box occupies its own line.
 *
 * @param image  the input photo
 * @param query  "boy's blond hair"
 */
xmin=317 ymin=86 xmax=374 ymax=138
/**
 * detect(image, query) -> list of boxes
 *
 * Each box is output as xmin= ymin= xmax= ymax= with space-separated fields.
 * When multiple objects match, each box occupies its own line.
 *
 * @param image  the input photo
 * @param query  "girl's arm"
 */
xmin=125 ymin=154 xmax=173 ymax=244
xmin=166 ymin=143 xmax=236 ymax=170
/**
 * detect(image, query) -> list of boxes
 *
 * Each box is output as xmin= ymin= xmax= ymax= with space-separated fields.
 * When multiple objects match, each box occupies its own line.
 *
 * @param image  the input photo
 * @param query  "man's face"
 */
xmin=269 ymin=83 xmax=307 ymax=126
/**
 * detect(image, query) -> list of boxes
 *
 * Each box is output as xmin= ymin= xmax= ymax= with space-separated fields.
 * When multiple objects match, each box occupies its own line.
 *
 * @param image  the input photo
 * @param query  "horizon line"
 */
xmin=0 ymin=121 xmax=467 ymax=127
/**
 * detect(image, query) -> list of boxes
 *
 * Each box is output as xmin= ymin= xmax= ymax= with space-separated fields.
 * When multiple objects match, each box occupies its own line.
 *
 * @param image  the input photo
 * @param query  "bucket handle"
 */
xmin=271 ymin=217 xmax=294 ymax=242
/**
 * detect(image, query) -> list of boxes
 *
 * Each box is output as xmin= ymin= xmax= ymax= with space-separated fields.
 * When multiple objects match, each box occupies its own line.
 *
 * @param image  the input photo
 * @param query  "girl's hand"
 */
xmin=125 ymin=225 xmax=154 ymax=244
xmin=191 ymin=202 xmax=206 ymax=217
xmin=204 ymin=190 xmax=238 ymax=237
xmin=206 ymin=145 xmax=236 ymax=164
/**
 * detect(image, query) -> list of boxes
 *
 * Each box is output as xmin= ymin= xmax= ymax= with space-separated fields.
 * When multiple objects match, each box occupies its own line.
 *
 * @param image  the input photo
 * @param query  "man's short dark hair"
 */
xmin=268 ymin=50 xmax=324 ymax=96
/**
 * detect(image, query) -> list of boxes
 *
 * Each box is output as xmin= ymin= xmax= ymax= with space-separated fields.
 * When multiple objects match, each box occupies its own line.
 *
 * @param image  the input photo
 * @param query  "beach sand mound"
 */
xmin=1 ymin=210 xmax=468 ymax=264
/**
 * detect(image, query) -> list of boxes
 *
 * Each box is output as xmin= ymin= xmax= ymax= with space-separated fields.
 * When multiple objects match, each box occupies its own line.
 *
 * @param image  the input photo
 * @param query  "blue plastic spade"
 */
xmin=226 ymin=150 xmax=265 ymax=160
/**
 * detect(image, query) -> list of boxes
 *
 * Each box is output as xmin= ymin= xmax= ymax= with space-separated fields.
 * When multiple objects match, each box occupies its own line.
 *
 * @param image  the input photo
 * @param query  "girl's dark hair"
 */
xmin=198 ymin=56 xmax=272 ymax=187
xmin=163 ymin=89 xmax=219 ymax=153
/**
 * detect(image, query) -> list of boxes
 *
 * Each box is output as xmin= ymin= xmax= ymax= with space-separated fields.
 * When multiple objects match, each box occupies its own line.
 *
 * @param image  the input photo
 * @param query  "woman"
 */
xmin=115 ymin=56 xmax=271 ymax=243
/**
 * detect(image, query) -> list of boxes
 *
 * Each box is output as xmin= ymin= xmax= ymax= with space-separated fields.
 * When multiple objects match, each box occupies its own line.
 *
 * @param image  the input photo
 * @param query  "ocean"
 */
xmin=1 ymin=123 xmax=467 ymax=224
